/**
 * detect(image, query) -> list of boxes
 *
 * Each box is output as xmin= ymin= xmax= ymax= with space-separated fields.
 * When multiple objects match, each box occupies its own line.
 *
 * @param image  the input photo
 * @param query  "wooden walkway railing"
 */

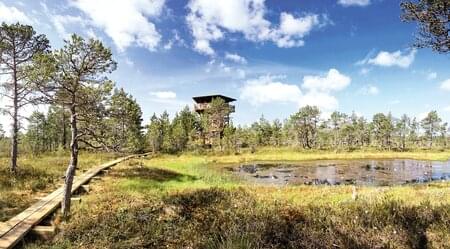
xmin=0 ymin=153 xmax=150 ymax=249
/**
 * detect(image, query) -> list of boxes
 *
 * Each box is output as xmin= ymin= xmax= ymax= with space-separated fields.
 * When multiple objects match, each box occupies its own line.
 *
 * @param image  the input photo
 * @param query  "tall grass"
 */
xmin=0 ymin=152 xmax=118 ymax=221
xmin=26 ymin=153 xmax=450 ymax=249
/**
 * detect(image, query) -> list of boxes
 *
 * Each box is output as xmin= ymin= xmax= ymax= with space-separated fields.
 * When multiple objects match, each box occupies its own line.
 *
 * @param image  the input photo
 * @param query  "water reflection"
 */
xmin=234 ymin=159 xmax=450 ymax=186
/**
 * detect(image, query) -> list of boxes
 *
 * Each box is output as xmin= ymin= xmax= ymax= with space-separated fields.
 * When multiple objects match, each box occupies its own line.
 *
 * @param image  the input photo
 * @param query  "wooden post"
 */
xmin=31 ymin=225 xmax=56 ymax=240
xmin=81 ymin=185 xmax=90 ymax=193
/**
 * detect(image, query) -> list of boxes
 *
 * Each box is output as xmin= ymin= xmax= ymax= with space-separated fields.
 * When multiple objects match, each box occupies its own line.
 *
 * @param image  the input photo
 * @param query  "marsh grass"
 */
xmin=204 ymin=146 xmax=450 ymax=163
xmin=0 ymin=152 xmax=117 ymax=221
xmin=26 ymin=150 xmax=450 ymax=249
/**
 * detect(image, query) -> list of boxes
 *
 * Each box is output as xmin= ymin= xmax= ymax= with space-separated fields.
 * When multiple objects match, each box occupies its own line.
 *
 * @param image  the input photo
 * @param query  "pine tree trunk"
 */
xmin=10 ymin=66 xmax=18 ymax=174
xmin=62 ymin=107 xmax=67 ymax=149
xmin=10 ymin=107 xmax=18 ymax=173
xmin=61 ymin=105 xmax=78 ymax=219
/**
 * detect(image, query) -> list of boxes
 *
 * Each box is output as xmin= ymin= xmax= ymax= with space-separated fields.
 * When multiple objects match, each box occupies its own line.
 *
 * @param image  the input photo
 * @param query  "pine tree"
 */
xmin=421 ymin=111 xmax=442 ymax=148
xmin=0 ymin=22 xmax=49 ymax=173
xmin=107 ymin=88 xmax=144 ymax=152
xmin=31 ymin=34 xmax=116 ymax=218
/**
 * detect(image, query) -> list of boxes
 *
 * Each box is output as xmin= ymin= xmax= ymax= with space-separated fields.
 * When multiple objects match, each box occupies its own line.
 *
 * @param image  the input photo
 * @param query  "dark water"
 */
xmin=231 ymin=159 xmax=450 ymax=186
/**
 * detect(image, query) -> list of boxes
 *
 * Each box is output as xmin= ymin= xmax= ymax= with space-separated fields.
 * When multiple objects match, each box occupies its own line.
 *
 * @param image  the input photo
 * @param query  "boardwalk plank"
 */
xmin=0 ymin=153 xmax=149 ymax=249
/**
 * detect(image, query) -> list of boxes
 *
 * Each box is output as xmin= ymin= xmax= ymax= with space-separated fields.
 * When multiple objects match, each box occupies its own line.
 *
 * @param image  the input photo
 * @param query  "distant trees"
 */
xmin=401 ymin=0 xmax=449 ymax=53
xmin=0 ymin=22 xmax=49 ymax=173
xmin=421 ymin=110 xmax=442 ymax=148
xmin=396 ymin=114 xmax=410 ymax=151
xmin=26 ymin=111 xmax=51 ymax=154
xmin=146 ymin=107 xmax=196 ymax=153
xmin=372 ymin=113 xmax=394 ymax=149
xmin=290 ymin=106 xmax=320 ymax=149
xmin=142 ymin=106 xmax=450 ymax=154
xmin=105 ymin=88 xmax=144 ymax=152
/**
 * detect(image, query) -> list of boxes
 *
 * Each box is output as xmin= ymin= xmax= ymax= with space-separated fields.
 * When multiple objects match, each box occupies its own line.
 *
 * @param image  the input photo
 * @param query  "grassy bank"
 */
xmin=0 ymin=152 xmax=117 ymax=222
xmin=27 ymin=150 xmax=450 ymax=249
xmin=204 ymin=147 xmax=450 ymax=163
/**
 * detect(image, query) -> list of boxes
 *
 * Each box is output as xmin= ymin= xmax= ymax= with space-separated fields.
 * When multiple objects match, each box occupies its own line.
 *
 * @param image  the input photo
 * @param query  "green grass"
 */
xmin=26 ymin=148 xmax=450 ymax=249
xmin=0 ymin=151 xmax=118 ymax=222
xmin=205 ymin=146 xmax=450 ymax=163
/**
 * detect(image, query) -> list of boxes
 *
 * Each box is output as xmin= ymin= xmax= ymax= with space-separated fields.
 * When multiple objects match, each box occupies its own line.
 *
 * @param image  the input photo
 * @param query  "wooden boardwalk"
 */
xmin=0 ymin=153 xmax=150 ymax=249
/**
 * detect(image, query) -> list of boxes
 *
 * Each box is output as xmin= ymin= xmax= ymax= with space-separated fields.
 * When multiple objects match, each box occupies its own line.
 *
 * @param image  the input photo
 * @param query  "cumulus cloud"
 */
xmin=359 ymin=49 xmax=417 ymax=68
xmin=0 ymin=2 xmax=32 ymax=24
xmin=302 ymin=68 xmax=351 ymax=92
xmin=163 ymin=30 xmax=186 ymax=50
xmin=51 ymin=14 xmax=88 ymax=38
xmin=358 ymin=84 xmax=379 ymax=95
xmin=148 ymin=90 xmax=190 ymax=111
xmin=275 ymin=13 xmax=324 ymax=48
xmin=298 ymin=91 xmax=338 ymax=110
xmin=71 ymin=0 xmax=165 ymax=51
xmin=186 ymin=0 xmax=328 ymax=55
xmin=225 ymin=52 xmax=247 ymax=64
xmin=440 ymin=79 xmax=450 ymax=91
xmin=240 ymin=75 xmax=302 ymax=105
xmin=240 ymin=69 xmax=351 ymax=111
xmin=337 ymin=0 xmax=371 ymax=7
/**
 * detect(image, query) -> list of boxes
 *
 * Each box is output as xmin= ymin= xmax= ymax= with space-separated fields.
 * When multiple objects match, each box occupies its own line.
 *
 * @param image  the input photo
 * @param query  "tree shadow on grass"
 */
xmin=110 ymin=167 xmax=198 ymax=183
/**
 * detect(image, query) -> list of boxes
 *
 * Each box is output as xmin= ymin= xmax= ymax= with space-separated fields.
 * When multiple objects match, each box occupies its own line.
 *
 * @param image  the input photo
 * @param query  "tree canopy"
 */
xmin=401 ymin=0 xmax=450 ymax=53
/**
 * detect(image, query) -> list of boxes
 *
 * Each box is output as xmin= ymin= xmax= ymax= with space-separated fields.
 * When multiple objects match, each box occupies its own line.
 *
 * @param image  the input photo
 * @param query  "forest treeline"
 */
xmin=145 ymin=105 xmax=448 ymax=153
xmin=2 ymin=102 xmax=448 ymax=156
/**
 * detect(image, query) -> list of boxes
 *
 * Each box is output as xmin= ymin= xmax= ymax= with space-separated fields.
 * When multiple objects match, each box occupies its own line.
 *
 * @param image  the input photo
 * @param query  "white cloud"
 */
xmin=219 ymin=62 xmax=231 ymax=73
xmin=163 ymin=30 xmax=187 ymax=50
xmin=302 ymin=68 xmax=351 ymax=92
xmin=148 ymin=91 xmax=189 ymax=111
xmin=186 ymin=0 xmax=328 ymax=55
xmin=275 ymin=13 xmax=326 ymax=48
xmin=298 ymin=91 xmax=338 ymax=110
xmin=0 ymin=2 xmax=32 ymax=24
xmin=358 ymin=84 xmax=379 ymax=95
xmin=337 ymin=0 xmax=371 ymax=7
xmin=150 ymin=91 xmax=177 ymax=99
xmin=359 ymin=49 xmax=417 ymax=68
xmin=279 ymin=13 xmax=320 ymax=36
xmin=444 ymin=106 xmax=450 ymax=112
xmin=51 ymin=14 xmax=87 ymax=38
xmin=225 ymin=52 xmax=247 ymax=64
xmin=427 ymin=72 xmax=437 ymax=80
xmin=71 ymin=0 xmax=165 ymax=51
xmin=440 ymin=79 xmax=450 ymax=91
xmin=240 ymin=75 xmax=302 ymax=106
xmin=241 ymin=69 xmax=351 ymax=111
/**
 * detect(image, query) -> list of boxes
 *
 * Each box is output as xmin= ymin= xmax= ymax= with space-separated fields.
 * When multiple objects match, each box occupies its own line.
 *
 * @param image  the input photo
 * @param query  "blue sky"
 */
xmin=1 ymin=0 xmax=450 ymax=127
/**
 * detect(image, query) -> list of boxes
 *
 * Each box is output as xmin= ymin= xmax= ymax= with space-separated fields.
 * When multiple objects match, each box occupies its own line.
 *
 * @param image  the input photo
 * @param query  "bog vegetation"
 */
xmin=0 ymin=1 xmax=449 ymax=247
xmin=26 ymin=155 xmax=450 ymax=249
xmin=0 ymin=20 xmax=450 ymax=218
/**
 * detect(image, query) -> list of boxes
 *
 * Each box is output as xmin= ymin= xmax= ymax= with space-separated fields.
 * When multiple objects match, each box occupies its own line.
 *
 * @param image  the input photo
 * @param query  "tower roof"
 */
xmin=192 ymin=94 xmax=236 ymax=103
